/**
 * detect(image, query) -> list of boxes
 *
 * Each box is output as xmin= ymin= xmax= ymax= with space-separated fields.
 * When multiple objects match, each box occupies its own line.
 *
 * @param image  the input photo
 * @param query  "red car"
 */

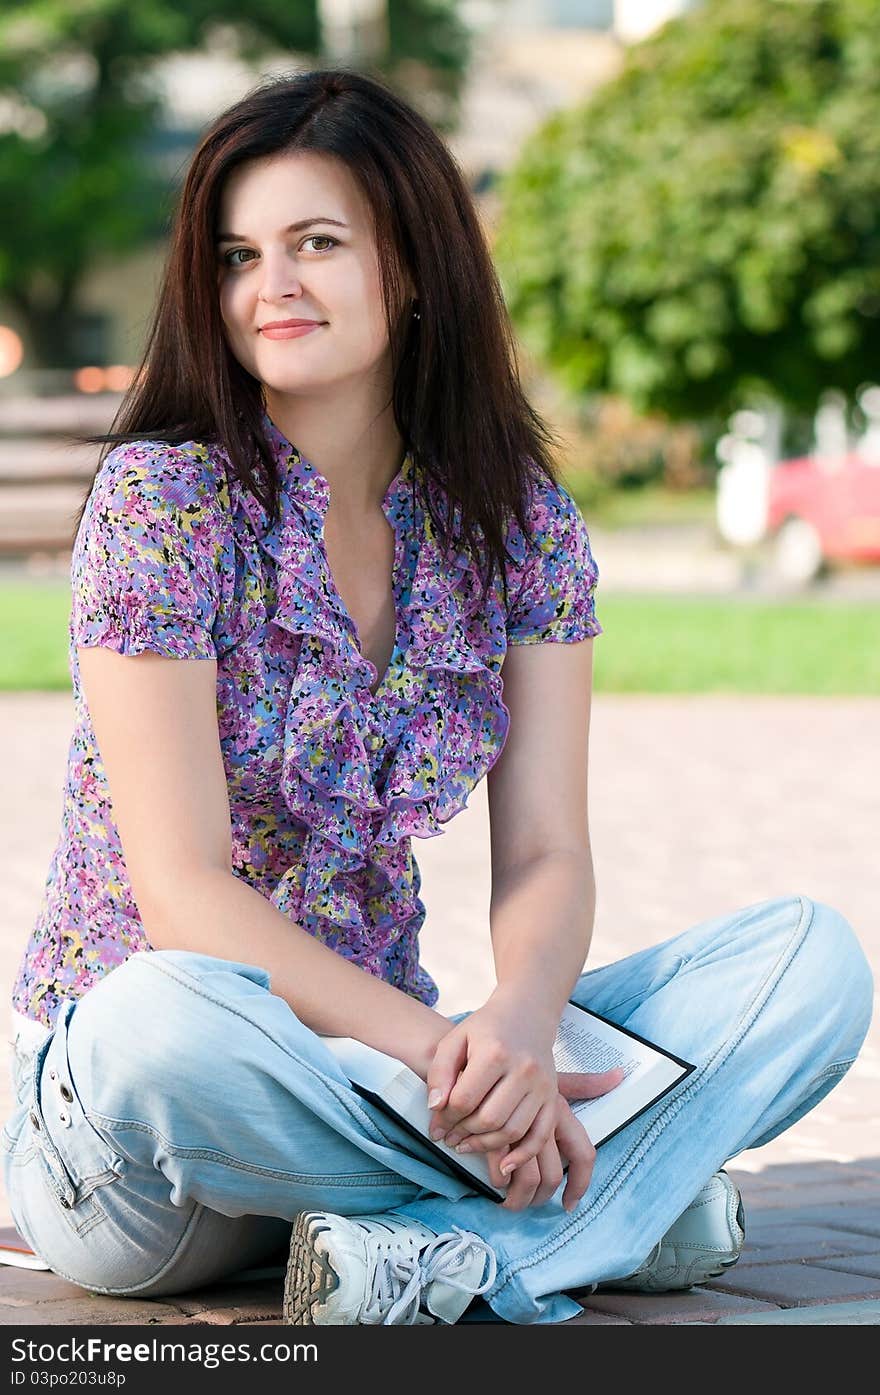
xmin=767 ymin=450 xmax=880 ymax=582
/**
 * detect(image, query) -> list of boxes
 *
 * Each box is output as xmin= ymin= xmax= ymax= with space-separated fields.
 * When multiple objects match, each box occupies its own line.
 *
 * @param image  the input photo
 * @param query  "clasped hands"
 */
xmin=425 ymin=993 xmax=624 ymax=1213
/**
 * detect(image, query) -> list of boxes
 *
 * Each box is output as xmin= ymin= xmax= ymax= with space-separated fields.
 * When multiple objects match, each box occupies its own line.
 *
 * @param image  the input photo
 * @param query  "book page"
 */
xmin=552 ymin=1013 xmax=648 ymax=1081
xmin=319 ymin=1036 xmax=404 ymax=1093
xmin=384 ymin=1064 xmax=427 ymax=1120
xmin=555 ymin=1007 xmax=687 ymax=1143
xmin=319 ymin=1043 xmax=502 ymax=1194
xmin=380 ymin=1064 xmax=501 ymax=1195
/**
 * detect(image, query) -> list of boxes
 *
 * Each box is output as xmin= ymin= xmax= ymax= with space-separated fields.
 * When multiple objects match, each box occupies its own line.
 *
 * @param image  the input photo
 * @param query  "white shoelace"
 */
xmin=361 ymin=1225 xmax=498 ymax=1326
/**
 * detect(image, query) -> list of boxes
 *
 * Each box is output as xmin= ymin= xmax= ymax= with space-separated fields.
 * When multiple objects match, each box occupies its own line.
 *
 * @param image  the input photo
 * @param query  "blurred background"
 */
xmin=1 ymin=0 xmax=879 ymax=695
xmin=0 ymin=1 xmax=878 ymax=1253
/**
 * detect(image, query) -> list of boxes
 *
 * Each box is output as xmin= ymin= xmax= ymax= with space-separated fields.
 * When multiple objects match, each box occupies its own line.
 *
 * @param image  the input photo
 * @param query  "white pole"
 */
xmin=614 ymin=0 xmax=691 ymax=44
xmin=317 ymin=0 xmax=389 ymax=63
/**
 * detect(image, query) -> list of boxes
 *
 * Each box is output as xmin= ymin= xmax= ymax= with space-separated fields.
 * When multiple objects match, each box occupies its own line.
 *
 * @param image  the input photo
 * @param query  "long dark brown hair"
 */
xmin=74 ymin=66 xmax=568 ymax=607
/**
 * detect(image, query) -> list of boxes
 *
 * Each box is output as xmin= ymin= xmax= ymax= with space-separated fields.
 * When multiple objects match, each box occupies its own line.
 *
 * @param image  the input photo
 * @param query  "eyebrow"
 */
xmin=215 ymin=218 xmax=349 ymax=243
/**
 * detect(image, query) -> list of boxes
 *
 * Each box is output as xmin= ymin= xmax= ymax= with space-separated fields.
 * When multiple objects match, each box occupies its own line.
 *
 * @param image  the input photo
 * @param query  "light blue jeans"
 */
xmin=2 ymin=894 xmax=873 ymax=1324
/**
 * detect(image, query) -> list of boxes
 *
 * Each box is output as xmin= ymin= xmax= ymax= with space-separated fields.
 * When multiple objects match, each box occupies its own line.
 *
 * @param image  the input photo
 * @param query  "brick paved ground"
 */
xmin=1 ymin=692 xmax=878 ymax=1325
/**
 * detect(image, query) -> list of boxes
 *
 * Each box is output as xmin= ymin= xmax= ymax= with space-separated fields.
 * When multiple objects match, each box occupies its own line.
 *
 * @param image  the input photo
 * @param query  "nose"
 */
xmin=256 ymin=246 xmax=305 ymax=304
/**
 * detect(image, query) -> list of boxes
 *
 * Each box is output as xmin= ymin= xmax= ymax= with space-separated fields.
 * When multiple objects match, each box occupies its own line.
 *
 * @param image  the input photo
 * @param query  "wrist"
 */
xmin=399 ymin=1008 xmax=453 ymax=1082
xmin=488 ymin=981 xmax=563 ymax=1038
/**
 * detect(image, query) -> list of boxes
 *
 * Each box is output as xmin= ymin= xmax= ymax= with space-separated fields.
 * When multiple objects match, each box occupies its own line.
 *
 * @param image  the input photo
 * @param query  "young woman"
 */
xmin=2 ymin=69 xmax=872 ymax=1327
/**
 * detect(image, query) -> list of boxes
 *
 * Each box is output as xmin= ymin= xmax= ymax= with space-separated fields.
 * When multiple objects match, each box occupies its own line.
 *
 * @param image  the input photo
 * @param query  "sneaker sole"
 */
xmin=717 ymin=1189 xmax=746 ymax=1272
xmin=283 ymin=1213 xmax=341 ymax=1325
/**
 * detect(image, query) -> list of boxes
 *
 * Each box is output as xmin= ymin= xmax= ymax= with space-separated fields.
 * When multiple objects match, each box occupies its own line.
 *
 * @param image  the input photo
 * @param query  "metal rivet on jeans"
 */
xmin=59 ymin=1197 xmax=71 ymax=1209
xmin=29 ymin=1112 xmax=40 ymax=1131
xmin=59 ymin=1083 xmax=73 ymax=1103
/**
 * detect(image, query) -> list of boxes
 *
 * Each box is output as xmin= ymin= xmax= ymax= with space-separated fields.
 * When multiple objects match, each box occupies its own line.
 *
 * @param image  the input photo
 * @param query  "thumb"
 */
xmin=556 ymin=1067 xmax=625 ymax=1101
xmin=426 ymin=1029 xmax=468 ymax=1111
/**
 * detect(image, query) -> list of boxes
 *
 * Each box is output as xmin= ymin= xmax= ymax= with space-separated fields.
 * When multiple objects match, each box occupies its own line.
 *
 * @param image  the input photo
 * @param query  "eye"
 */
xmin=302 ymin=235 xmax=338 ymax=253
xmin=220 ymin=236 xmax=338 ymax=268
xmin=222 ymin=248 xmax=257 ymax=267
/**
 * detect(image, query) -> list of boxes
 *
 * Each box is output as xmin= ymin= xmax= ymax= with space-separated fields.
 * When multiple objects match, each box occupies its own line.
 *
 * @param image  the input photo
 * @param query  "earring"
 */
xmin=411 ymin=300 xmax=420 ymax=321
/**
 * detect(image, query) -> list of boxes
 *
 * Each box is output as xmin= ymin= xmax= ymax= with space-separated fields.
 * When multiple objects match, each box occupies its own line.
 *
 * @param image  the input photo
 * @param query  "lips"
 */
xmin=259 ymin=321 xmax=325 ymax=340
xmin=260 ymin=319 xmax=324 ymax=330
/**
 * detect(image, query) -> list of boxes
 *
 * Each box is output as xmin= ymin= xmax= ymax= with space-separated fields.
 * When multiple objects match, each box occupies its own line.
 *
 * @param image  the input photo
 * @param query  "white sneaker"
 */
xmin=283 ymin=1211 xmax=497 ymax=1325
xmin=596 ymin=1170 xmax=745 ymax=1293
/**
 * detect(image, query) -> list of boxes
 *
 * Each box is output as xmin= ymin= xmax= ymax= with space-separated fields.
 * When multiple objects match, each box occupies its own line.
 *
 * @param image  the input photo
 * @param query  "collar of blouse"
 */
xmin=258 ymin=408 xmax=415 ymax=523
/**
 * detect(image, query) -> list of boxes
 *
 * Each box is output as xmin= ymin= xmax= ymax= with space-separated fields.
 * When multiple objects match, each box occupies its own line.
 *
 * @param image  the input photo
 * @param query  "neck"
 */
xmin=263 ymin=387 xmax=407 ymax=516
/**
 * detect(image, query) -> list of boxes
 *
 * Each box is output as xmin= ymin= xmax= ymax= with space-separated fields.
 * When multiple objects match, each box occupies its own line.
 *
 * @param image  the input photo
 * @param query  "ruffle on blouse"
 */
xmin=225 ymin=457 xmax=511 ymax=943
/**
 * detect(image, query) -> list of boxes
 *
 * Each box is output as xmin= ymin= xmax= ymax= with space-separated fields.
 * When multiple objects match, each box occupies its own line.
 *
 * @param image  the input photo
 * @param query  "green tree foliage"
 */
xmin=0 ymin=0 xmax=470 ymax=366
xmin=493 ymin=0 xmax=880 ymax=421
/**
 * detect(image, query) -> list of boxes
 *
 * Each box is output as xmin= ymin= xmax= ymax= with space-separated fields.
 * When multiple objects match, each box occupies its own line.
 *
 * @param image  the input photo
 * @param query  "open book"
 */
xmin=0 ymin=1224 xmax=50 ymax=1270
xmin=321 ymin=1000 xmax=695 ymax=1202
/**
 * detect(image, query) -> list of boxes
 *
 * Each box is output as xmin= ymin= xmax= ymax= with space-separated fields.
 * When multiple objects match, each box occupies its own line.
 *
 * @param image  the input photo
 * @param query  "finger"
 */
xmin=447 ymin=1096 xmax=540 ymax=1154
xmin=444 ymin=1086 xmax=540 ymax=1151
xmin=426 ymin=1031 xmax=468 ymax=1119
xmin=499 ymin=1156 xmax=541 ymax=1212
xmin=556 ymin=1067 xmax=625 ymax=1101
xmin=555 ymin=1109 xmax=596 ymax=1213
xmin=487 ymin=1144 xmax=532 ymax=1202
xmin=529 ymin=1138 xmax=566 ymax=1208
xmin=434 ymin=1052 xmax=509 ymax=1135
xmin=497 ymin=1099 xmax=558 ymax=1175
xmin=486 ymin=1146 xmax=513 ymax=1191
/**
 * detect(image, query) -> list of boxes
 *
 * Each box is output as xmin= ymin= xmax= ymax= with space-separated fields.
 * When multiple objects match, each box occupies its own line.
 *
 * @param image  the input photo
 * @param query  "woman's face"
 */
xmin=216 ymin=150 xmax=400 ymax=399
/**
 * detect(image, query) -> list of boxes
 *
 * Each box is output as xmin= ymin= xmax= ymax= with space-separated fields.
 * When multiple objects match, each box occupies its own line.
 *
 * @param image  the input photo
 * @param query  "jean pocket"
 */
xmin=33 ymin=1141 xmax=122 ymax=1238
xmin=29 ymin=1004 xmax=126 ymax=1223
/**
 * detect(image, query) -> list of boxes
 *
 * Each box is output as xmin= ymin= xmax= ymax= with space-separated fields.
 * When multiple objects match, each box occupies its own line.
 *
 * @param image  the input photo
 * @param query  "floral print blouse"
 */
xmin=11 ymin=411 xmax=602 ymax=1030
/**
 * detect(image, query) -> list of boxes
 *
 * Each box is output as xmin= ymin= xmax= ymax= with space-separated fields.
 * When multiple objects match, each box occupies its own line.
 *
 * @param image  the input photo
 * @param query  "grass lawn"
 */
xmin=1 ymin=582 xmax=877 ymax=695
xmin=567 ymin=479 xmax=718 ymax=530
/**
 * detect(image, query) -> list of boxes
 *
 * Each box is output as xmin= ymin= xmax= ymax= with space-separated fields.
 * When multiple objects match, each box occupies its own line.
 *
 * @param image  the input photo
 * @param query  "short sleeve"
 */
xmin=70 ymin=441 xmax=227 ymax=660
xmin=505 ymin=479 xmax=603 ymax=645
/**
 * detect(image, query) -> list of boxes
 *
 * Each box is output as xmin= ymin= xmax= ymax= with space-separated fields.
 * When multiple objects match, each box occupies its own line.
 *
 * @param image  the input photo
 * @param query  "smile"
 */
xmin=259 ymin=323 xmax=325 ymax=340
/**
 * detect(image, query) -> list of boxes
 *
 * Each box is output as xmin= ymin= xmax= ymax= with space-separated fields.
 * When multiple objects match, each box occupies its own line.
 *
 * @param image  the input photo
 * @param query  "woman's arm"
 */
xmin=77 ymin=644 xmax=450 ymax=1075
xmin=146 ymin=866 xmax=451 ymax=1071
xmin=486 ymin=848 xmax=596 ymax=1030
xmin=425 ymin=637 xmax=607 ymax=1208
xmin=486 ymin=634 xmax=597 ymax=1016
